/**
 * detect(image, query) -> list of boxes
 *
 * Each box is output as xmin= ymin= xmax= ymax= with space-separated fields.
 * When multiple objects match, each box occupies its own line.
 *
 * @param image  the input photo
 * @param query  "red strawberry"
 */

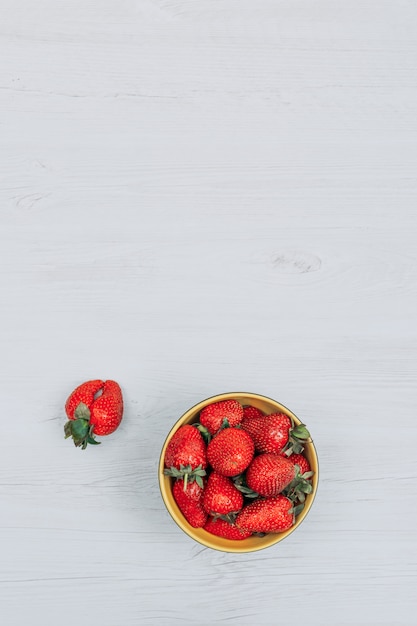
xmin=164 ymin=425 xmax=207 ymax=484
xmin=203 ymin=472 xmax=244 ymax=516
xmin=89 ymin=380 xmax=123 ymax=435
xmin=286 ymin=453 xmax=311 ymax=476
xmin=241 ymin=413 xmax=291 ymax=454
xmin=236 ymin=495 xmax=294 ymax=533
xmin=242 ymin=405 xmax=264 ymax=420
xmin=65 ymin=379 xmax=103 ymax=420
xmin=246 ymin=453 xmax=296 ymax=497
xmin=64 ymin=379 xmax=123 ymax=449
xmin=172 ymin=478 xmax=207 ymax=528
xmin=204 ymin=517 xmax=252 ymax=540
xmin=164 ymin=425 xmax=207 ymax=470
xmin=207 ymin=428 xmax=255 ymax=477
xmin=200 ymin=399 xmax=244 ymax=435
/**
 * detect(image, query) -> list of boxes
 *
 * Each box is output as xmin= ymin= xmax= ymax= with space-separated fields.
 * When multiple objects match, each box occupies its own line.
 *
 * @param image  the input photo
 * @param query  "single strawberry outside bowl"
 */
xmin=158 ymin=392 xmax=319 ymax=553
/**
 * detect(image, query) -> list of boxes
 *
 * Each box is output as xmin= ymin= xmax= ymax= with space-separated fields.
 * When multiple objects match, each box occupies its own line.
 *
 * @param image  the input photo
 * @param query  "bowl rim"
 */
xmin=158 ymin=391 xmax=319 ymax=553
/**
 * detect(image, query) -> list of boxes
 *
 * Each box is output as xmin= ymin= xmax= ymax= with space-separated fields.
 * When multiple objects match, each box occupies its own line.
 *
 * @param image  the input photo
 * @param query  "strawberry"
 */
xmin=286 ymin=453 xmax=311 ymax=476
xmin=242 ymin=413 xmax=311 ymax=455
xmin=200 ymin=399 xmax=244 ymax=435
xmin=172 ymin=478 xmax=207 ymax=528
xmin=203 ymin=472 xmax=244 ymax=516
xmin=204 ymin=517 xmax=252 ymax=540
xmin=241 ymin=412 xmax=291 ymax=454
xmin=246 ymin=453 xmax=296 ymax=497
xmin=242 ymin=405 xmax=264 ymax=420
xmin=89 ymin=380 xmax=124 ymax=435
xmin=65 ymin=379 xmax=103 ymax=420
xmin=236 ymin=495 xmax=294 ymax=533
xmin=207 ymin=428 xmax=255 ymax=477
xmin=64 ymin=379 xmax=123 ymax=449
xmin=164 ymin=425 xmax=207 ymax=486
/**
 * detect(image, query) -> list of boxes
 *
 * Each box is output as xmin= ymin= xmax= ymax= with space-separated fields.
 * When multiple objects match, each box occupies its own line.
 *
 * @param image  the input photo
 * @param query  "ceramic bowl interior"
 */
xmin=159 ymin=392 xmax=318 ymax=553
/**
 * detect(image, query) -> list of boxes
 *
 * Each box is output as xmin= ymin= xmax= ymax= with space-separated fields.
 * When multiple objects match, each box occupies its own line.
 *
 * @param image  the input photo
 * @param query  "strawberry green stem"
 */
xmin=194 ymin=423 xmax=211 ymax=444
xmin=163 ymin=464 xmax=206 ymax=489
xmin=282 ymin=423 xmax=312 ymax=455
xmin=282 ymin=465 xmax=313 ymax=503
xmin=64 ymin=402 xmax=101 ymax=449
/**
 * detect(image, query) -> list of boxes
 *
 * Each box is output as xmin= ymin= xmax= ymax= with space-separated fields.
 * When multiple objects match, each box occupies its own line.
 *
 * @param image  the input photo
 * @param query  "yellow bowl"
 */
xmin=159 ymin=392 xmax=318 ymax=553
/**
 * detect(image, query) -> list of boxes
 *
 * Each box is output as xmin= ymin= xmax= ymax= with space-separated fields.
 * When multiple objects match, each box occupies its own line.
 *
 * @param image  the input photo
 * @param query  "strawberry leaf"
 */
xmin=282 ymin=423 xmax=312 ymax=456
xmin=214 ymin=512 xmax=238 ymax=524
xmin=293 ymin=503 xmax=305 ymax=516
xmin=289 ymin=503 xmax=305 ymax=516
xmin=291 ymin=425 xmax=310 ymax=440
xmin=71 ymin=418 xmax=89 ymax=439
xmin=74 ymin=402 xmax=91 ymax=421
xmin=64 ymin=421 xmax=73 ymax=438
xmin=87 ymin=436 xmax=100 ymax=445
xmin=292 ymin=441 xmax=304 ymax=454
xmin=232 ymin=474 xmax=259 ymax=498
xmin=64 ymin=412 xmax=101 ymax=450
xmin=194 ymin=423 xmax=211 ymax=444
xmin=282 ymin=468 xmax=314 ymax=503
xmin=164 ymin=464 xmax=207 ymax=486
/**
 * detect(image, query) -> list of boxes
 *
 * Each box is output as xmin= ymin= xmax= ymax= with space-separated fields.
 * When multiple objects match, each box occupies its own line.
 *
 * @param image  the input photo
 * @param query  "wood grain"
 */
xmin=1 ymin=1 xmax=417 ymax=624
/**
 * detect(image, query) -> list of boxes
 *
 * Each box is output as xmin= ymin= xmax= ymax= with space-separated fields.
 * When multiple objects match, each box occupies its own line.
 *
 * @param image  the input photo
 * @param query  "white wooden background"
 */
xmin=1 ymin=1 xmax=416 ymax=625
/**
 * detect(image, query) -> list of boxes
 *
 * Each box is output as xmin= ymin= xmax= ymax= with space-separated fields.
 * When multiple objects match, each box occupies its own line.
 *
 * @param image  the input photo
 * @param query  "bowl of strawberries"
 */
xmin=159 ymin=392 xmax=318 ymax=553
